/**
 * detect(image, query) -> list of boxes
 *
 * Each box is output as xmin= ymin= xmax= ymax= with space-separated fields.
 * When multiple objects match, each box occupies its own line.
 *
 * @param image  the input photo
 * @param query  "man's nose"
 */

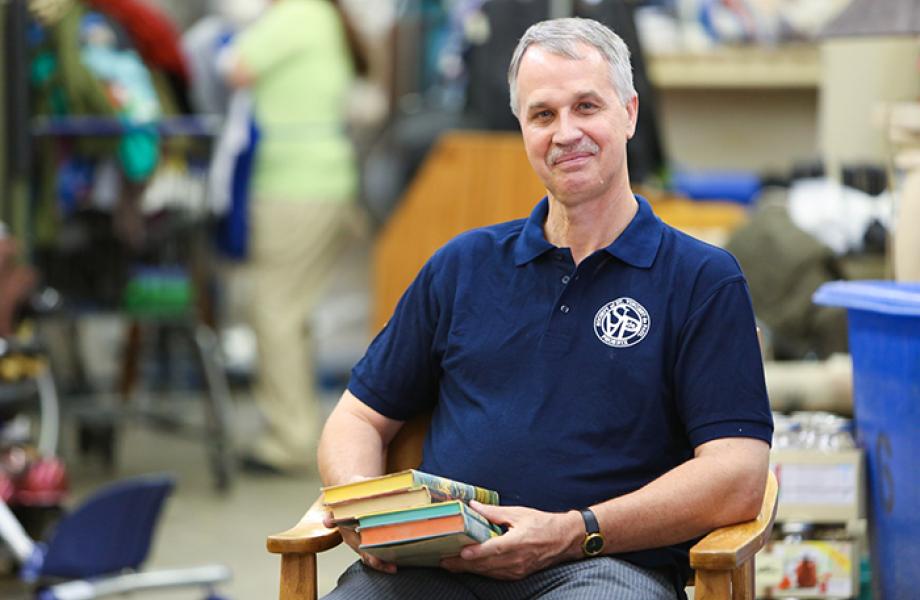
xmin=552 ymin=112 xmax=582 ymax=146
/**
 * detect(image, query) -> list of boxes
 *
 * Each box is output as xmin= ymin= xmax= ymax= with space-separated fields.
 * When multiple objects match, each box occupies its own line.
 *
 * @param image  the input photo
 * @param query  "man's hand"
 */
xmin=322 ymin=473 xmax=397 ymax=575
xmin=322 ymin=512 xmax=397 ymax=574
xmin=440 ymin=501 xmax=583 ymax=580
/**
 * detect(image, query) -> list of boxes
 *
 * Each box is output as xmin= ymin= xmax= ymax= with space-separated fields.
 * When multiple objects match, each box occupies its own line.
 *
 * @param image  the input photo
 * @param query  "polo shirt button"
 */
xmin=560 ymin=304 xmax=570 ymax=314
xmin=561 ymin=275 xmax=570 ymax=284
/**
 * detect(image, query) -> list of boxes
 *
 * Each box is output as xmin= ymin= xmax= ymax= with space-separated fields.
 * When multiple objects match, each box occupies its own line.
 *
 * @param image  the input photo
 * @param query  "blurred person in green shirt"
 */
xmin=224 ymin=0 xmax=368 ymax=473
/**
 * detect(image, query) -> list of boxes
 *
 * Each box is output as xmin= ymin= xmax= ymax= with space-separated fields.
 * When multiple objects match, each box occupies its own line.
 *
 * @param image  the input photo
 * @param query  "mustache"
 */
xmin=547 ymin=140 xmax=600 ymax=165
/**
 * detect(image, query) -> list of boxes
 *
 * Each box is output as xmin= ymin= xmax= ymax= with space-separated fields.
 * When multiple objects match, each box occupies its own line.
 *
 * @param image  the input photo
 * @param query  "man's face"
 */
xmin=515 ymin=44 xmax=637 ymax=206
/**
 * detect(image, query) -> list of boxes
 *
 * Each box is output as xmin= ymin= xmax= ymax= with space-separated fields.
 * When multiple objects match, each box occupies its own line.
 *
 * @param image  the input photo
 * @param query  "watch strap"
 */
xmin=581 ymin=508 xmax=600 ymax=534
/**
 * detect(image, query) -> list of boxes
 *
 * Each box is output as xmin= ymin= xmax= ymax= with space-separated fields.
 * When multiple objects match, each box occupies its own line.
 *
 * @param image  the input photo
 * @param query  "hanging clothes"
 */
xmin=209 ymin=91 xmax=259 ymax=260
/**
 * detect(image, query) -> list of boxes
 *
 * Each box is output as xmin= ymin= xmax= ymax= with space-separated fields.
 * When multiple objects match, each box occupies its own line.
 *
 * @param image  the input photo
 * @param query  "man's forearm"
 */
xmin=592 ymin=437 xmax=770 ymax=554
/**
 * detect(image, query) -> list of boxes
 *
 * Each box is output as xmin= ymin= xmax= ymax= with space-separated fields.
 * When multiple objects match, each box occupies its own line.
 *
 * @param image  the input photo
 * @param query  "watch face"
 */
xmin=584 ymin=533 xmax=605 ymax=556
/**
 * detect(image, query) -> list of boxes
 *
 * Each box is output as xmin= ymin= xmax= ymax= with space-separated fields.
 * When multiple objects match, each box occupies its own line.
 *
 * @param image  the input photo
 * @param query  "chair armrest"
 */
xmin=266 ymin=496 xmax=343 ymax=555
xmin=689 ymin=470 xmax=778 ymax=571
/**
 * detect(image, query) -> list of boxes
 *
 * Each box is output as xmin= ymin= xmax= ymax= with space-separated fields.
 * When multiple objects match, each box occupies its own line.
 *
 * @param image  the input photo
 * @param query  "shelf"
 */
xmin=31 ymin=115 xmax=223 ymax=137
xmin=0 ymin=379 xmax=38 ymax=406
xmin=647 ymin=45 xmax=820 ymax=89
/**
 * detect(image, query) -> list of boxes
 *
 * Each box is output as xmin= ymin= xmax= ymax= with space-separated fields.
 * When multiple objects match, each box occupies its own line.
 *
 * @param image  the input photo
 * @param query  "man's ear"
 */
xmin=625 ymin=95 xmax=638 ymax=140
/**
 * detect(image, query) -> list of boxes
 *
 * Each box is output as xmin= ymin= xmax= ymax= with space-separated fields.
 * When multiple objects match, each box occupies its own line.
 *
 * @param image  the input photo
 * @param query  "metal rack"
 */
xmin=29 ymin=115 xmax=235 ymax=491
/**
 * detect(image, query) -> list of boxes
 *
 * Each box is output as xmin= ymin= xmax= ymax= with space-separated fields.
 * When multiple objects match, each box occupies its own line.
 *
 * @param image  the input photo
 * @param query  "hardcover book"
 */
xmin=358 ymin=501 xmax=502 ymax=566
xmin=321 ymin=469 xmax=499 ymax=507
xmin=326 ymin=486 xmax=452 ymax=524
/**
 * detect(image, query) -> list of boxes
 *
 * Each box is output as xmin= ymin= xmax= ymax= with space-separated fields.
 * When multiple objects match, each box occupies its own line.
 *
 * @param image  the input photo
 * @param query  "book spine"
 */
xmin=412 ymin=472 xmax=500 ymax=505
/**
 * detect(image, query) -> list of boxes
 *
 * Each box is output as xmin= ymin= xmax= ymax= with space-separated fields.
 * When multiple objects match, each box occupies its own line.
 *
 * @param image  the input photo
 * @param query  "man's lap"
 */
xmin=322 ymin=557 xmax=676 ymax=600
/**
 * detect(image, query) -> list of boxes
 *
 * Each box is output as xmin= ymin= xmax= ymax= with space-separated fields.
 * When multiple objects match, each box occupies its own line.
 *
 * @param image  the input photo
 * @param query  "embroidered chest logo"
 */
xmin=593 ymin=297 xmax=651 ymax=348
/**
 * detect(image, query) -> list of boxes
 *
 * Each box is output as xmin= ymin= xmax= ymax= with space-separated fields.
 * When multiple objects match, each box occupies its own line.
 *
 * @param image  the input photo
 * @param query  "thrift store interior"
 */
xmin=1 ymin=0 xmax=919 ymax=599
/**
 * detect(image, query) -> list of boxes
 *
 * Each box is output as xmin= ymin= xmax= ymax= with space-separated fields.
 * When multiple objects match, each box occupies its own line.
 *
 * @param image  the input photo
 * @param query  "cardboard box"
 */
xmin=771 ymin=449 xmax=865 ymax=523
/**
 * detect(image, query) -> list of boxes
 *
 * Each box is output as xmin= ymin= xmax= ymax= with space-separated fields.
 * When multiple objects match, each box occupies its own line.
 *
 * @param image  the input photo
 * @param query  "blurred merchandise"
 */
xmin=0 ymin=445 xmax=69 ymax=507
xmin=121 ymin=267 xmax=193 ymax=318
xmin=788 ymin=178 xmax=893 ymax=256
xmin=772 ymin=412 xmax=864 ymax=524
xmin=773 ymin=411 xmax=856 ymax=452
xmin=765 ymin=354 xmax=853 ymax=416
xmin=765 ymin=411 xmax=866 ymax=599
xmin=726 ymin=193 xmax=848 ymax=360
xmin=670 ymin=168 xmax=761 ymax=204
xmin=642 ymin=0 xmax=852 ymax=51
xmin=758 ymin=538 xmax=859 ymax=598
xmin=0 ymin=227 xmax=38 ymax=338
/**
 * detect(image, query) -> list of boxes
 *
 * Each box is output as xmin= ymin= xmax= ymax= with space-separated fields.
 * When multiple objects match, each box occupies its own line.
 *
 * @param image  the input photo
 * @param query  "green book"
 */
xmin=357 ymin=499 xmax=500 ymax=529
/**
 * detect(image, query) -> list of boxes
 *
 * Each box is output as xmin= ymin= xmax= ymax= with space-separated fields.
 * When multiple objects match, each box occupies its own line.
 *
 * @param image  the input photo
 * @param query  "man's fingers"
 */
xmin=361 ymin=552 xmax=397 ymax=574
xmin=460 ymin=536 xmax=503 ymax=560
xmin=470 ymin=500 xmax=514 ymax=525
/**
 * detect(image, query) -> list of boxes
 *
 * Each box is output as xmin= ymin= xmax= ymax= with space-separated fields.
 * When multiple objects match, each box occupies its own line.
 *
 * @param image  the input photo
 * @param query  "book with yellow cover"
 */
xmin=326 ymin=486 xmax=451 ymax=523
xmin=321 ymin=469 xmax=499 ymax=507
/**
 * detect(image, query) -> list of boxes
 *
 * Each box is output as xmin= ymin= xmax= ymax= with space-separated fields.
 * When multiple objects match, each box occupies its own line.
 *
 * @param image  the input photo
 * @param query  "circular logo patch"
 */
xmin=593 ymin=297 xmax=650 ymax=348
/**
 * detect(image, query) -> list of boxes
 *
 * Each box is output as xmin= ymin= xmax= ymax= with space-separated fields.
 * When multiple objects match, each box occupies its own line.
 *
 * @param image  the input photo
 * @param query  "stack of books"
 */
xmin=322 ymin=469 xmax=503 ymax=566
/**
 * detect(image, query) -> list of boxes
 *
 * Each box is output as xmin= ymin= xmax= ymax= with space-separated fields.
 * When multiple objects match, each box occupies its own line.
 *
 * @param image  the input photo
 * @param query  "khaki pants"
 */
xmin=245 ymin=198 xmax=353 ymax=469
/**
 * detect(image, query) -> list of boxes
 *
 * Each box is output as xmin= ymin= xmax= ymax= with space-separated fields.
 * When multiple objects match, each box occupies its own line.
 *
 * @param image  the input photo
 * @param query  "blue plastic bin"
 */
xmin=813 ymin=280 xmax=920 ymax=600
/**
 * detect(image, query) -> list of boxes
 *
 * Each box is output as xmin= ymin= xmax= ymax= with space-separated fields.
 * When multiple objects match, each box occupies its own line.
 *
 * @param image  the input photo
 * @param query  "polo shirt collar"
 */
xmin=513 ymin=194 xmax=663 ymax=269
xmin=603 ymin=195 xmax=663 ymax=268
xmin=513 ymin=197 xmax=555 ymax=266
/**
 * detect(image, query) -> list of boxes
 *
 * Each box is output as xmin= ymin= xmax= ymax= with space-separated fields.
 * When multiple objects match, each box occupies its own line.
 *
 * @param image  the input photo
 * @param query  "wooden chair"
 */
xmin=266 ymin=411 xmax=778 ymax=600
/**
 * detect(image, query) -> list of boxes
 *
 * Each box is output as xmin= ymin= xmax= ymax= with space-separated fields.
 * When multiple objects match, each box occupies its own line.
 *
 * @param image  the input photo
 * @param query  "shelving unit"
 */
xmin=27 ymin=114 xmax=235 ymax=491
xmin=647 ymin=45 xmax=820 ymax=90
xmin=645 ymin=45 xmax=821 ymax=173
xmin=30 ymin=115 xmax=222 ymax=138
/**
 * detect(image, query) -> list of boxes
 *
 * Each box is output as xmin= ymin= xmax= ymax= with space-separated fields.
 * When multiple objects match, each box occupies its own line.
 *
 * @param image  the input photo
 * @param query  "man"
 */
xmin=319 ymin=17 xmax=772 ymax=599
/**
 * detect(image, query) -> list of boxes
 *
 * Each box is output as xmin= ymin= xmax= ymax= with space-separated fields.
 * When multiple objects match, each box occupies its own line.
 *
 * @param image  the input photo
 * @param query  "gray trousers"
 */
xmin=321 ymin=557 xmax=677 ymax=600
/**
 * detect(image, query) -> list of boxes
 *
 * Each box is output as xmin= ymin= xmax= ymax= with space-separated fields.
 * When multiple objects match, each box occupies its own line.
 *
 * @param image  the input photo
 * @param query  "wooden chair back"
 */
xmin=385 ymin=410 xmax=431 ymax=472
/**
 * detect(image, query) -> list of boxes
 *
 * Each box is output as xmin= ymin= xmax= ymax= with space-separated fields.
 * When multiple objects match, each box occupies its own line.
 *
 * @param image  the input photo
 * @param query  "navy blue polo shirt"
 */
xmin=349 ymin=195 xmax=772 ymax=584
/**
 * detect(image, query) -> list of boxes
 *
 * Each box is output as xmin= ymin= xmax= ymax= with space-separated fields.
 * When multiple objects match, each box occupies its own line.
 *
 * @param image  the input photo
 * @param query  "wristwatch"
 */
xmin=580 ymin=508 xmax=605 ymax=557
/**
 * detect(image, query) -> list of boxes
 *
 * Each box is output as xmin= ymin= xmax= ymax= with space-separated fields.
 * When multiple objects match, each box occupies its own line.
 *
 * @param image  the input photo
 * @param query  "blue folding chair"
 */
xmin=1 ymin=473 xmax=230 ymax=599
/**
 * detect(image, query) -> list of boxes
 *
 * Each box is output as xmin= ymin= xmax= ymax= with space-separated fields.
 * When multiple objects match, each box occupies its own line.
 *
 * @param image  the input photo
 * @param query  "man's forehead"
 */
xmin=516 ymin=44 xmax=609 ymax=90
xmin=517 ymin=45 xmax=613 ymax=100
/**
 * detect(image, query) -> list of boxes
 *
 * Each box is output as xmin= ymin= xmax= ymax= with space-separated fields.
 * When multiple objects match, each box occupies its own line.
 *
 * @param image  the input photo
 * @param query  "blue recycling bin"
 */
xmin=813 ymin=280 xmax=920 ymax=600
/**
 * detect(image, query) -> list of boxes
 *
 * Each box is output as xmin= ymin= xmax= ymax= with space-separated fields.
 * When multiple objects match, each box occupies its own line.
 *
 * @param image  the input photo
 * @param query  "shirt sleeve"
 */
xmin=348 ymin=257 xmax=445 ymax=421
xmin=674 ymin=278 xmax=774 ymax=448
xmin=232 ymin=3 xmax=313 ymax=78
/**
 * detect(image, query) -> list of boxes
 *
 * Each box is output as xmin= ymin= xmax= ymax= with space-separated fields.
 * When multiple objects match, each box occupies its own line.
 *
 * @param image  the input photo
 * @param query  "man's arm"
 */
xmin=589 ymin=436 xmax=770 ymax=552
xmin=442 ymin=436 xmax=770 ymax=580
xmin=317 ymin=389 xmax=405 ymax=487
xmin=317 ymin=389 xmax=405 ymax=574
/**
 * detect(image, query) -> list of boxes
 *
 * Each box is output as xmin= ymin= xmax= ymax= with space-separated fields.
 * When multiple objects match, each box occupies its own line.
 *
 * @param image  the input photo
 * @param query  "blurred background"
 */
xmin=2 ymin=0 xmax=920 ymax=598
